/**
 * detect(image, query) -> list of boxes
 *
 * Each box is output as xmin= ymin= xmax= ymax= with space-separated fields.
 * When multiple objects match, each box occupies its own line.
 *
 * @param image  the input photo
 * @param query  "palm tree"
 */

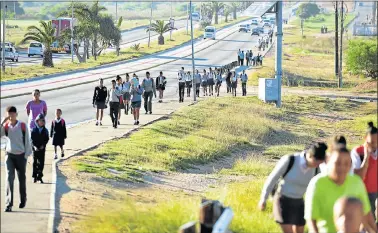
xmin=211 ymin=2 xmax=225 ymax=24
xmin=22 ymin=21 xmax=55 ymax=67
xmin=146 ymin=20 xmax=171 ymax=45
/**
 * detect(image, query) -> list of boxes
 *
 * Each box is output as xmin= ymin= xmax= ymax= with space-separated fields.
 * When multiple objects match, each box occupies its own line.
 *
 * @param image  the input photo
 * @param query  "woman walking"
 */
xmin=226 ymin=69 xmax=232 ymax=93
xmin=231 ymin=71 xmax=238 ymax=97
xmin=194 ymin=69 xmax=201 ymax=97
xmin=92 ymin=79 xmax=107 ymax=126
xmin=201 ymin=69 xmax=209 ymax=96
xmin=116 ymin=75 xmax=125 ymax=125
xmin=259 ymin=143 xmax=327 ymax=233
xmin=26 ymin=89 xmax=48 ymax=132
xmin=215 ymin=69 xmax=222 ymax=97
xmin=207 ymin=67 xmax=215 ymax=96
xmin=185 ymin=71 xmax=192 ymax=97
xmin=123 ymin=74 xmax=132 ymax=115
xmin=130 ymin=85 xmax=144 ymax=125
xmin=156 ymin=71 xmax=167 ymax=103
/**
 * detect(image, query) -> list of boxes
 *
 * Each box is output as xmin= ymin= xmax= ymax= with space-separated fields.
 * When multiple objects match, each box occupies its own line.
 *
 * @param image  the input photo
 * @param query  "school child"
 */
xmin=207 ymin=67 xmax=215 ymax=96
xmin=201 ymin=70 xmax=209 ymax=96
xmin=226 ymin=69 xmax=232 ymax=93
xmin=185 ymin=71 xmax=192 ymax=98
xmin=194 ymin=69 xmax=201 ymax=97
xmin=31 ymin=113 xmax=49 ymax=184
xmin=178 ymin=67 xmax=186 ymax=102
xmin=130 ymin=85 xmax=144 ymax=125
xmin=215 ymin=69 xmax=222 ymax=97
xmin=231 ymin=71 xmax=238 ymax=97
xmin=240 ymin=70 xmax=248 ymax=96
xmin=123 ymin=73 xmax=132 ymax=115
xmin=156 ymin=71 xmax=167 ymax=103
xmin=50 ymin=109 xmax=67 ymax=159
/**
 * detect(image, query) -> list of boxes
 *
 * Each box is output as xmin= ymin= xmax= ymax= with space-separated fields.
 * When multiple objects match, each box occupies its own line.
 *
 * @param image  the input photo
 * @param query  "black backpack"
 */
xmin=271 ymin=155 xmax=320 ymax=197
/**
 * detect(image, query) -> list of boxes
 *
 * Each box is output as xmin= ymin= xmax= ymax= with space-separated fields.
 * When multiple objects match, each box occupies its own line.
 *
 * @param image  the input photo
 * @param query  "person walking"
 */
xmin=141 ymin=72 xmax=156 ymax=114
xmin=305 ymin=146 xmax=377 ymax=233
xmin=1 ymin=106 xmax=32 ymax=212
xmin=207 ymin=67 xmax=215 ymax=96
xmin=123 ymin=74 xmax=132 ymax=115
xmin=246 ymin=50 xmax=250 ymax=66
xmin=249 ymin=50 xmax=253 ymax=66
xmin=226 ymin=69 xmax=232 ymax=93
xmin=351 ymin=122 xmax=378 ymax=220
xmin=30 ymin=113 xmax=49 ymax=184
xmin=106 ymin=80 xmax=123 ymax=128
xmin=240 ymin=51 xmax=245 ymax=66
xmin=92 ymin=79 xmax=107 ymax=126
xmin=178 ymin=67 xmax=186 ymax=102
xmin=116 ymin=75 xmax=125 ymax=125
xmin=231 ymin=71 xmax=238 ymax=97
xmin=194 ymin=69 xmax=201 ymax=97
xmin=240 ymin=70 xmax=248 ymax=96
xmin=130 ymin=85 xmax=144 ymax=125
xmin=26 ymin=89 xmax=47 ymax=132
xmin=215 ymin=69 xmax=222 ymax=97
xmin=201 ymin=69 xmax=209 ymax=96
xmin=185 ymin=71 xmax=192 ymax=98
xmin=237 ymin=49 xmax=241 ymax=66
xmin=50 ymin=109 xmax=67 ymax=159
xmin=259 ymin=143 xmax=327 ymax=233
xmin=260 ymin=54 xmax=264 ymax=66
xmin=156 ymin=71 xmax=167 ymax=103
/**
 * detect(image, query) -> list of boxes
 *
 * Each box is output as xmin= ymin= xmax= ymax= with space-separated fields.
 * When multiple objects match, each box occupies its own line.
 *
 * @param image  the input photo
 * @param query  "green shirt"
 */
xmin=305 ymin=173 xmax=371 ymax=233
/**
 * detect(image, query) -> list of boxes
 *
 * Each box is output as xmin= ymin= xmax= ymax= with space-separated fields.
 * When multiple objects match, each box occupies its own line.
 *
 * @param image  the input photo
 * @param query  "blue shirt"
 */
xmin=131 ymin=87 xmax=144 ymax=102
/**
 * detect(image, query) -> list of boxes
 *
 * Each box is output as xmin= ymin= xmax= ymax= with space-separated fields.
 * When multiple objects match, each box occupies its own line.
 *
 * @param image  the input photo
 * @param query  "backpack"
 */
xmin=52 ymin=119 xmax=65 ymax=128
xmin=271 ymin=155 xmax=320 ymax=197
xmin=4 ymin=121 xmax=26 ymax=146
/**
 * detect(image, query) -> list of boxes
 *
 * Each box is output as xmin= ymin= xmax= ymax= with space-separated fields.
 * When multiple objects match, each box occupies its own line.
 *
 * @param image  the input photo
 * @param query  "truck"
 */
xmin=51 ymin=18 xmax=76 ymax=53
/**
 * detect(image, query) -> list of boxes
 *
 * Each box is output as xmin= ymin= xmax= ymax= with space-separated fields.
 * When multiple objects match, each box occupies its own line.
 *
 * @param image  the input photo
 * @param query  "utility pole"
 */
xmin=170 ymin=2 xmax=172 ymax=41
xmin=189 ymin=0 xmax=196 ymax=102
xmin=71 ymin=1 xmax=74 ymax=63
xmin=334 ymin=2 xmax=339 ymax=81
xmin=148 ymin=1 xmax=153 ymax=48
xmin=13 ymin=1 xmax=16 ymax=20
xmin=373 ymin=1 xmax=377 ymax=25
xmin=2 ymin=3 xmax=6 ymax=73
xmin=186 ymin=2 xmax=189 ymax=35
xmin=275 ymin=1 xmax=283 ymax=107
xmin=115 ymin=1 xmax=118 ymax=23
xmin=339 ymin=1 xmax=346 ymax=88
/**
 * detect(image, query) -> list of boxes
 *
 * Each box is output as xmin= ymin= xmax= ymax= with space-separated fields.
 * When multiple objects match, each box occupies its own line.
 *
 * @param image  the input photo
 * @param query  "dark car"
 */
xmin=239 ymin=24 xmax=251 ymax=33
xmin=251 ymin=28 xmax=260 ymax=36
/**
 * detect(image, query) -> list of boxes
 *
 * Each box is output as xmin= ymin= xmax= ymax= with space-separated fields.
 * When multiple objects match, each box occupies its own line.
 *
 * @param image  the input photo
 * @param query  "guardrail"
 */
xmin=178 ymin=199 xmax=234 ymax=233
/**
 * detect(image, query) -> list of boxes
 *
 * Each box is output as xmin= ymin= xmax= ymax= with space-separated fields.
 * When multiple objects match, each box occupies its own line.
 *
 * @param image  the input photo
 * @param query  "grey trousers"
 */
xmin=6 ymin=153 xmax=27 ymax=208
xmin=143 ymin=91 xmax=153 ymax=112
xmin=368 ymin=192 xmax=377 ymax=220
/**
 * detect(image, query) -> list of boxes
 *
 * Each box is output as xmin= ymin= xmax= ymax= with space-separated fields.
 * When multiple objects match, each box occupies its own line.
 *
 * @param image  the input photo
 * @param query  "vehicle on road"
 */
xmin=28 ymin=42 xmax=44 ymax=57
xmin=0 ymin=46 xmax=19 ymax=62
xmin=1 ymin=42 xmax=15 ymax=48
xmin=251 ymin=28 xmax=260 ymax=36
xmin=358 ymin=2 xmax=363 ymax=6
xmin=251 ymin=19 xmax=259 ymax=25
xmin=239 ymin=24 xmax=251 ymax=33
xmin=204 ymin=26 xmax=216 ymax=40
xmin=255 ymin=26 xmax=264 ymax=34
xmin=189 ymin=12 xmax=201 ymax=21
xmin=51 ymin=18 xmax=75 ymax=53
xmin=263 ymin=19 xmax=271 ymax=27
xmin=51 ymin=41 xmax=71 ymax=54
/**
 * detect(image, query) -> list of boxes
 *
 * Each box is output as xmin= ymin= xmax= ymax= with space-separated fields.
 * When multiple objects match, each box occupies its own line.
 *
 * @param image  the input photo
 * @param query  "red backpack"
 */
xmin=52 ymin=119 xmax=65 ymax=127
xmin=4 ymin=121 xmax=26 ymax=146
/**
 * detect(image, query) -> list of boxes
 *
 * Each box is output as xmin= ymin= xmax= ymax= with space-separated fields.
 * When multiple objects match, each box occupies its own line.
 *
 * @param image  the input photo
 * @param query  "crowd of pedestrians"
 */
xmin=259 ymin=122 xmax=378 ymax=233
xmin=2 ymin=89 xmax=67 ymax=212
xmin=237 ymin=49 xmax=264 ymax=67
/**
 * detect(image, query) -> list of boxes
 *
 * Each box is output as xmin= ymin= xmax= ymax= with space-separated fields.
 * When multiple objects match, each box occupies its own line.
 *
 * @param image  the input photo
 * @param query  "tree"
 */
xmin=5 ymin=1 xmax=25 ymax=15
xmin=297 ymin=3 xmax=320 ymax=36
xmin=211 ymin=2 xmax=225 ymax=24
xmin=22 ymin=21 xmax=55 ymax=67
xmin=223 ymin=5 xmax=231 ymax=23
xmin=98 ymin=15 xmax=121 ymax=55
xmin=230 ymin=3 xmax=239 ymax=20
xmin=146 ymin=20 xmax=171 ymax=45
xmin=346 ymin=39 xmax=377 ymax=79
xmin=200 ymin=3 xmax=213 ymax=22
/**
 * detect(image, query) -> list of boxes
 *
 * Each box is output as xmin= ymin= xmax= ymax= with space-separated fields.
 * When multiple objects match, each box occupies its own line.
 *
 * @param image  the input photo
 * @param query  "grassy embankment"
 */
xmin=248 ymin=13 xmax=376 ymax=92
xmin=2 ymin=17 xmax=249 ymax=82
xmin=72 ymin=96 xmax=376 ymax=233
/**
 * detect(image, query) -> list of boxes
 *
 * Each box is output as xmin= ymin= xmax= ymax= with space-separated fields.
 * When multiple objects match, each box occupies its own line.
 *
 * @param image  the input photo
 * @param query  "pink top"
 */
xmin=25 ymin=100 xmax=47 ymax=129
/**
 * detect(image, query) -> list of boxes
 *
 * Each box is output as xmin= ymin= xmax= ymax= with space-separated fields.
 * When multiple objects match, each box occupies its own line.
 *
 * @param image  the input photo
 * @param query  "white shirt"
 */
xmin=299 ymin=152 xmax=310 ymax=173
xmin=232 ymin=75 xmax=237 ymax=82
xmin=178 ymin=70 xmax=185 ymax=83
xmin=185 ymin=74 xmax=192 ymax=82
xmin=350 ymin=147 xmax=378 ymax=173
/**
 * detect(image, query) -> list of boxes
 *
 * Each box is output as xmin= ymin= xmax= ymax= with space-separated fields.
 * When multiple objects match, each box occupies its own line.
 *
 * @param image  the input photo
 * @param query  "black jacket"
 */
xmin=31 ymin=126 xmax=49 ymax=151
xmin=93 ymin=86 xmax=108 ymax=104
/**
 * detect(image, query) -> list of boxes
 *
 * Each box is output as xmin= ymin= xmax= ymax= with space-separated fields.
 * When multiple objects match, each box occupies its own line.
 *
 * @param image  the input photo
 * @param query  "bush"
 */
xmin=200 ymin=19 xmax=211 ymax=29
xmin=346 ymin=39 xmax=378 ymax=79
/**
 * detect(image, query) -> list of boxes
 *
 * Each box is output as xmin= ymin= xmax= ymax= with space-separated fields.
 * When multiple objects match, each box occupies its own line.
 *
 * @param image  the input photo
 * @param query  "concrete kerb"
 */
xmin=2 ymin=19 xmax=252 ymax=100
xmin=0 ymin=18 xmax=252 ymax=89
xmin=48 ymin=100 xmax=197 ymax=233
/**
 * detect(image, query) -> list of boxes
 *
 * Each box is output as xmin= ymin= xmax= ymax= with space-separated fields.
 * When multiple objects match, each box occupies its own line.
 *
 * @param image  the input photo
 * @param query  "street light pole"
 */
xmin=2 ymin=3 xmax=6 ymax=73
xmin=148 ymin=1 xmax=153 ymax=48
xmin=339 ymin=1 xmax=344 ymax=88
xmin=13 ymin=1 xmax=16 ymax=20
xmin=189 ymin=0 xmax=196 ymax=102
xmin=71 ymin=1 xmax=74 ymax=63
xmin=170 ymin=2 xmax=172 ymax=41
xmin=275 ymin=1 xmax=283 ymax=108
xmin=186 ymin=2 xmax=189 ymax=35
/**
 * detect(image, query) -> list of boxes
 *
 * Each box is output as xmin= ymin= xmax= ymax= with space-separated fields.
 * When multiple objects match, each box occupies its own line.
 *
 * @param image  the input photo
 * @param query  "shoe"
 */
xmin=118 ymin=121 xmax=120 ymax=125
xmin=95 ymin=122 xmax=99 ymax=126
xmin=4 ymin=207 xmax=12 ymax=212
xmin=100 ymin=122 xmax=102 ymax=126
xmin=134 ymin=122 xmax=137 ymax=125
xmin=145 ymin=112 xmax=148 ymax=114
xmin=34 ymin=177 xmax=37 ymax=183
xmin=149 ymin=111 xmax=152 ymax=114
xmin=39 ymin=178 xmax=44 ymax=184
xmin=19 ymin=201 xmax=26 ymax=209
xmin=136 ymin=121 xmax=140 ymax=125
xmin=61 ymin=153 xmax=65 ymax=158
xmin=114 ymin=125 xmax=117 ymax=129
xmin=54 ymin=155 xmax=58 ymax=160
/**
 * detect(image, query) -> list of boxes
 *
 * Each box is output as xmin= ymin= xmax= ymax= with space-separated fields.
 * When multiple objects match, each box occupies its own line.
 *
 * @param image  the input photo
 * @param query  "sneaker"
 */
xmin=149 ymin=111 xmax=152 ymax=114
xmin=34 ymin=177 xmax=37 ymax=183
xmin=134 ymin=122 xmax=137 ymax=125
xmin=4 ymin=207 xmax=12 ymax=212
xmin=118 ymin=121 xmax=120 ymax=125
xmin=145 ymin=111 xmax=148 ymax=114
xmin=54 ymin=155 xmax=58 ymax=160
xmin=100 ymin=122 xmax=102 ymax=126
xmin=61 ymin=153 xmax=65 ymax=158
xmin=136 ymin=121 xmax=140 ymax=125
xmin=95 ymin=122 xmax=99 ymax=126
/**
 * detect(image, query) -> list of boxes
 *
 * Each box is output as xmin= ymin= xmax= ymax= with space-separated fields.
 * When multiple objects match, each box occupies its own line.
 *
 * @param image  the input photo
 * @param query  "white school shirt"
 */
xmin=194 ymin=73 xmax=202 ymax=84
xmin=178 ymin=71 xmax=185 ymax=83
xmin=201 ymin=73 xmax=208 ymax=82
xmin=232 ymin=75 xmax=237 ymax=82
xmin=185 ymin=74 xmax=192 ymax=82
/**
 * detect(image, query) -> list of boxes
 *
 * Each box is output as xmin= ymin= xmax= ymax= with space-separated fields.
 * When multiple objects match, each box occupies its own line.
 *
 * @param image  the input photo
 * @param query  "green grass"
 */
xmin=1 ymin=17 xmax=250 ymax=82
xmin=3 ymin=20 xmax=42 ymax=47
xmin=73 ymin=96 xmax=376 ymax=233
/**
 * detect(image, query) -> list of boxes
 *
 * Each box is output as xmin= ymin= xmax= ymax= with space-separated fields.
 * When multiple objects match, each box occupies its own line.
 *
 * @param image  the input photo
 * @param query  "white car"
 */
xmin=263 ymin=19 xmax=271 ymax=27
xmin=204 ymin=26 xmax=216 ymax=40
xmin=0 ymin=46 xmax=19 ymax=62
xmin=251 ymin=19 xmax=259 ymax=25
xmin=28 ymin=42 xmax=44 ymax=57
xmin=189 ymin=12 xmax=201 ymax=21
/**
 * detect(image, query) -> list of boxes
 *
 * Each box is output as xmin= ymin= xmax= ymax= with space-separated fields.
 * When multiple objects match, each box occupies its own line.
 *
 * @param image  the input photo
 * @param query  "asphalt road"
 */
xmin=5 ymin=19 xmax=190 ymax=68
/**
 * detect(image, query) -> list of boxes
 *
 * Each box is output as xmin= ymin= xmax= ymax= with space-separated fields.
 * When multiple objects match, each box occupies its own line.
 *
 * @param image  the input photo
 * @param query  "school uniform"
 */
xmin=194 ymin=73 xmax=201 ymax=97
xmin=107 ymin=87 xmax=123 ymax=128
xmin=226 ymin=72 xmax=232 ymax=93
xmin=185 ymin=74 xmax=192 ymax=97
xmin=141 ymin=78 xmax=156 ymax=113
xmin=50 ymin=118 xmax=67 ymax=147
xmin=31 ymin=115 xmax=49 ymax=181
xmin=231 ymin=75 xmax=238 ymax=96
xmin=130 ymin=86 xmax=144 ymax=109
xmin=240 ymin=73 xmax=248 ymax=96
xmin=178 ymin=71 xmax=186 ymax=102
xmin=156 ymin=75 xmax=167 ymax=91
xmin=122 ymin=82 xmax=131 ymax=101
xmin=240 ymin=52 xmax=245 ymax=66
xmin=93 ymin=86 xmax=107 ymax=109
xmin=116 ymin=83 xmax=125 ymax=110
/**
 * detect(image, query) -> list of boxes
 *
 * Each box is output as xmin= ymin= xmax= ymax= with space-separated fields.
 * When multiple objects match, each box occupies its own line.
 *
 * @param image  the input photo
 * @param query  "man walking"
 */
xmin=240 ymin=70 xmax=248 ymax=96
xmin=1 ymin=106 xmax=32 ymax=212
xmin=240 ymin=51 xmax=245 ymax=66
xmin=226 ymin=69 xmax=232 ymax=93
xmin=107 ymin=80 xmax=123 ymax=128
xmin=141 ymin=72 xmax=156 ymax=114
xmin=178 ymin=67 xmax=186 ymax=102
xmin=237 ymin=49 xmax=241 ymax=66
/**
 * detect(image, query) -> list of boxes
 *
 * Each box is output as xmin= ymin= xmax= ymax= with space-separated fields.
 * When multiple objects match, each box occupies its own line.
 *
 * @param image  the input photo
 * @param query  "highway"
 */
xmin=4 ymin=19 xmax=190 ymax=68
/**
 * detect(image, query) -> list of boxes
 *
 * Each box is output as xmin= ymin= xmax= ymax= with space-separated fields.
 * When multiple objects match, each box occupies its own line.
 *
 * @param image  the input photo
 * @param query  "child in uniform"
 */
xmin=31 ymin=113 xmax=49 ymax=183
xmin=50 ymin=109 xmax=67 ymax=159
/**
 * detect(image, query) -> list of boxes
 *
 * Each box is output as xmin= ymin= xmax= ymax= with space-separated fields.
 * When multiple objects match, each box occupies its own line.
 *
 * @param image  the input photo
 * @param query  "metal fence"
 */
xmin=353 ymin=23 xmax=377 ymax=36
